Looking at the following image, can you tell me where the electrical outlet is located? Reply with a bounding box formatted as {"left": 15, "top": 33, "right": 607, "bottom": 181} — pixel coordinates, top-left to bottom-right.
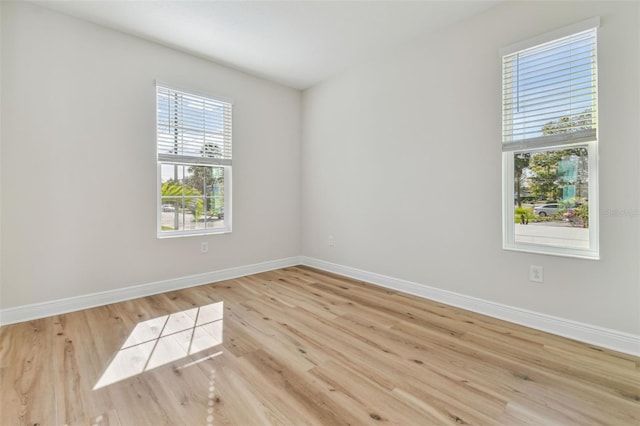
{"left": 328, "top": 235, "right": 335, "bottom": 247}
{"left": 201, "top": 242, "right": 208, "bottom": 253}
{"left": 529, "top": 265, "right": 543, "bottom": 283}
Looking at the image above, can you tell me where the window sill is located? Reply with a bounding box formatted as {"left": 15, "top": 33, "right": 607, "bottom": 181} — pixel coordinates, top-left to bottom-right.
{"left": 503, "top": 244, "right": 599, "bottom": 260}
{"left": 157, "top": 229, "right": 232, "bottom": 239}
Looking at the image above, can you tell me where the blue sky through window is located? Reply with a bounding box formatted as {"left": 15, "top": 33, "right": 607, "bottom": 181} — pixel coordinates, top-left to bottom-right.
{"left": 157, "top": 90, "right": 226, "bottom": 158}
{"left": 504, "top": 29, "right": 596, "bottom": 142}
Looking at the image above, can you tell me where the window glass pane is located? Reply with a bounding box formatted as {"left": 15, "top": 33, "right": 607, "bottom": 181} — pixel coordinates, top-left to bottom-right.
{"left": 513, "top": 147, "right": 589, "bottom": 250}
{"left": 159, "top": 164, "right": 226, "bottom": 234}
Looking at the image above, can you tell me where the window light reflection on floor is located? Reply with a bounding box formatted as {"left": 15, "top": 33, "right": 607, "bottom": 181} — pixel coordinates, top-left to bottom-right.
{"left": 93, "top": 301, "right": 223, "bottom": 390}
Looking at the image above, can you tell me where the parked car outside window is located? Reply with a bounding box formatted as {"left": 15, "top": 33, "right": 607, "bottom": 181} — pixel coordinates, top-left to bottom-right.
{"left": 533, "top": 204, "right": 560, "bottom": 216}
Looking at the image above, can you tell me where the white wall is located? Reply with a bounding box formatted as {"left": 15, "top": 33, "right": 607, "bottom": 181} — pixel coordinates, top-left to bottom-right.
{"left": 0, "top": 3, "right": 3, "bottom": 313}
{"left": 302, "top": 1, "right": 640, "bottom": 335}
{"left": 0, "top": 2, "right": 301, "bottom": 309}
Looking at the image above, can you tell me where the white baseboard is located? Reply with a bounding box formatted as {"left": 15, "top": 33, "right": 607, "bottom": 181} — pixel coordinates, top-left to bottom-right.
{"left": 0, "top": 256, "right": 301, "bottom": 326}
{"left": 3, "top": 255, "right": 638, "bottom": 356}
{"left": 300, "top": 256, "right": 640, "bottom": 356}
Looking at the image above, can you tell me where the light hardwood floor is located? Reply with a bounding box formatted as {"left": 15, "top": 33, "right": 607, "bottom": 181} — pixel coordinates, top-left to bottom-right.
{"left": 1, "top": 266, "right": 639, "bottom": 425}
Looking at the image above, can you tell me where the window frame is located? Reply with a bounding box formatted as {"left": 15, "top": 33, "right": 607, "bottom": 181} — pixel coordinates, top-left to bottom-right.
{"left": 155, "top": 82, "right": 233, "bottom": 238}
{"left": 501, "top": 18, "right": 600, "bottom": 259}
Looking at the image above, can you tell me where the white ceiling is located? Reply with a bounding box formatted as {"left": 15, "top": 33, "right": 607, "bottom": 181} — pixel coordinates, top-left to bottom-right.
{"left": 34, "top": 1, "right": 501, "bottom": 90}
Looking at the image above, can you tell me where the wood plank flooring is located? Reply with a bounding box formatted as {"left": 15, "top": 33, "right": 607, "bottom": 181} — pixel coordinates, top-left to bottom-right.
{"left": 1, "top": 266, "right": 639, "bottom": 425}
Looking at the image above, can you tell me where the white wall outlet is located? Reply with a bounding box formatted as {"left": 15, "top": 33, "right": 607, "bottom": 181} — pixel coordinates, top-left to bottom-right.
{"left": 529, "top": 265, "right": 544, "bottom": 283}
{"left": 328, "top": 235, "right": 335, "bottom": 247}
{"left": 201, "top": 241, "right": 208, "bottom": 253}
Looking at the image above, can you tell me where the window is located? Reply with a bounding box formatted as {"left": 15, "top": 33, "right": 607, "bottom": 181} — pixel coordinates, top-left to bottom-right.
{"left": 156, "top": 84, "right": 232, "bottom": 237}
{"left": 501, "top": 18, "right": 599, "bottom": 259}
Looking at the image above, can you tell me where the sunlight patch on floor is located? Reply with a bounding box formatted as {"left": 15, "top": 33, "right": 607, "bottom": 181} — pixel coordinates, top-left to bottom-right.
{"left": 93, "top": 302, "right": 223, "bottom": 390}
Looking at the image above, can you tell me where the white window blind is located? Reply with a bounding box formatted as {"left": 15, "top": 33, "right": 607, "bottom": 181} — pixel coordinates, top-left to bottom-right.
{"left": 502, "top": 24, "right": 598, "bottom": 152}
{"left": 157, "top": 84, "right": 232, "bottom": 166}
